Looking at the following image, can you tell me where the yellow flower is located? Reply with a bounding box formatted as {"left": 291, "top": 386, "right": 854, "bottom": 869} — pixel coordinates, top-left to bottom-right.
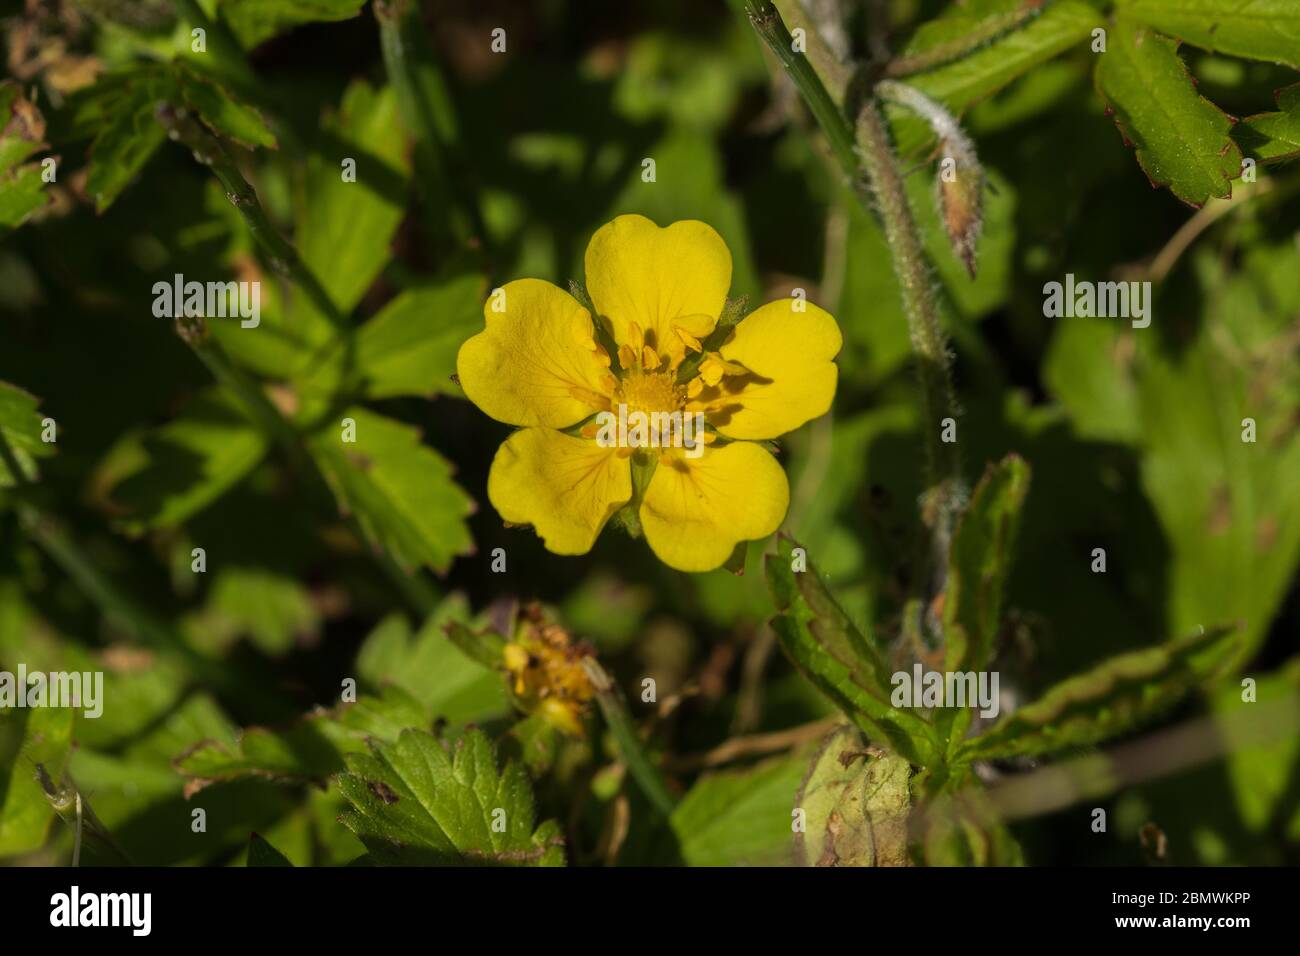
{"left": 456, "top": 214, "right": 841, "bottom": 572}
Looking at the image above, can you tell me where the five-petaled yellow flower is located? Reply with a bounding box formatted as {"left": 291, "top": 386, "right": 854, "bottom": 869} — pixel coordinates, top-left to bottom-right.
{"left": 456, "top": 214, "right": 841, "bottom": 572}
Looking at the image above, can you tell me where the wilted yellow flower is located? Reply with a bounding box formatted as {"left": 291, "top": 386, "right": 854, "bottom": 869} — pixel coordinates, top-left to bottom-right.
{"left": 457, "top": 214, "right": 841, "bottom": 572}
{"left": 502, "top": 619, "right": 595, "bottom": 737}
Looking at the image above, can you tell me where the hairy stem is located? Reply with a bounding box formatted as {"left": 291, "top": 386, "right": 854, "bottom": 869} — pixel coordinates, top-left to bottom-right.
{"left": 741, "top": 1, "right": 963, "bottom": 610}
{"left": 856, "top": 100, "right": 962, "bottom": 555}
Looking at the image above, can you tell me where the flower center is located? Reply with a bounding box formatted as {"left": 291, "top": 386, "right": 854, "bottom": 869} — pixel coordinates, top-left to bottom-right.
{"left": 615, "top": 368, "right": 684, "bottom": 419}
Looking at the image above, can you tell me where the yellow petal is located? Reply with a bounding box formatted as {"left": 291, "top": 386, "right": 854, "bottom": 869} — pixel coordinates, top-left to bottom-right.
{"left": 488, "top": 428, "right": 632, "bottom": 555}
{"left": 640, "top": 442, "right": 789, "bottom": 572}
{"left": 708, "top": 298, "right": 841, "bottom": 440}
{"left": 457, "top": 279, "right": 612, "bottom": 428}
{"left": 584, "top": 214, "right": 731, "bottom": 363}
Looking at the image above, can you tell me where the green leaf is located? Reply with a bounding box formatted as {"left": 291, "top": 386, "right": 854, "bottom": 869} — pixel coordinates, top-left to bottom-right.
{"left": 958, "top": 624, "right": 1238, "bottom": 761}
{"left": 1094, "top": 20, "right": 1242, "bottom": 207}
{"left": 174, "top": 685, "right": 429, "bottom": 790}
{"left": 354, "top": 274, "right": 486, "bottom": 399}
{"left": 1235, "top": 82, "right": 1300, "bottom": 163}
{"left": 1117, "top": 0, "right": 1300, "bottom": 70}
{"left": 944, "top": 454, "right": 1031, "bottom": 674}
{"left": 337, "top": 727, "right": 565, "bottom": 866}
{"left": 308, "top": 406, "right": 474, "bottom": 574}
{"left": 296, "top": 80, "right": 409, "bottom": 323}
{"left": 0, "top": 83, "right": 51, "bottom": 232}
{"left": 186, "top": 565, "right": 320, "bottom": 656}
{"left": 891, "top": 1, "right": 1099, "bottom": 154}
{"left": 173, "top": 64, "right": 276, "bottom": 150}
{"left": 102, "top": 389, "right": 268, "bottom": 532}
{"left": 766, "top": 537, "right": 938, "bottom": 765}
{"left": 793, "top": 724, "right": 911, "bottom": 866}
{"left": 81, "top": 64, "right": 274, "bottom": 212}
{"left": 1216, "top": 659, "right": 1300, "bottom": 840}
{"left": 668, "top": 751, "right": 808, "bottom": 865}
{"left": 247, "top": 832, "right": 294, "bottom": 866}
{"left": 0, "top": 707, "right": 74, "bottom": 855}
{"left": 0, "top": 381, "right": 54, "bottom": 486}
{"left": 220, "top": 0, "right": 368, "bottom": 48}
{"left": 84, "top": 91, "right": 165, "bottom": 212}
{"left": 355, "top": 602, "right": 508, "bottom": 724}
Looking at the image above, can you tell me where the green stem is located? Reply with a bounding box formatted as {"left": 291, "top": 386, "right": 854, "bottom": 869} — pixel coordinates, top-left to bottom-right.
{"left": 740, "top": 2, "right": 963, "bottom": 608}
{"left": 154, "top": 103, "right": 348, "bottom": 332}
{"left": 375, "top": 0, "right": 486, "bottom": 256}
{"left": 855, "top": 100, "right": 962, "bottom": 553}
{"left": 741, "top": 1, "right": 862, "bottom": 192}
{"left": 582, "top": 659, "right": 676, "bottom": 817}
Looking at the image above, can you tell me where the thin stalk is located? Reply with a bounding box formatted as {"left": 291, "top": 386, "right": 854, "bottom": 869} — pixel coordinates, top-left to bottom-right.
{"left": 856, "top": 100, "right": 962, "bottom": 550}
{"left": 582, "top": 659, "right": 676, "bottom": 818}
{"left": 154, "top": 103, "right": 348, "bottom": 332}
{"left": 742, "top": 0, "right": 862, "bottom": 190}
{"left": 38, "top": 766, "right": 132, "bottom": 866}
{"left": 741, "top": 1, "right": 963, "bottom": 606}
{"left": 375, "top": 0, "right": 487, "bottom": 255}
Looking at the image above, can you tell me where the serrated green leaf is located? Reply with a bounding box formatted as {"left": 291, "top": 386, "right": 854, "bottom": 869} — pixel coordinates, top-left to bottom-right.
{"left": 944, "top": 454, "right": 1031, "bottom": 674}
{"left": 308, "top": 406, "right": 474, "bottom": 574}
{"left": 1118, "top": 0, "right": 1300, "bottom": 70}
{"left": 1094, "top": 20, "right": 1242, "bottom": 207}
{"left": 173, "top": 685, "right": 430, "bottom": 790}
{"left": 0, "top": 380, "right": 54, "bottom": 485}
{"left": 667, "top": 751, "right": 808, "bottom": 866}
{"left": 354, "top": 274, "right": 486, "bottom": 399}
{"left": 958, "top": 623, "right": 1238, "bottom": 761}
{"left": 220, "top": 0, "right": 368, "bottom": 48}
{"left": 247, "top": 832, "right": 294, "bottom": 866}
{"left": 355, "top": 603, "right": 508, "bottom": 724}
{"left": 102, "top": 389, "right": 268, "bottom": 532}
{"left": 1235, "top": 82, "right": 1300, "bottom": 163}
{"left": 794, "top": 724, "right": 911, "bottom": 866}
{"left": 337, "top": 727, "right": 565, "bottom": 866}
{"left": 82, "top": 73, "right": 167, "bottom": 213}
{"left": 766, "top": 537, "right": 938, "bottom": 765}
{"left": 81, "top": 64, "right": 274, "bottom": 212}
